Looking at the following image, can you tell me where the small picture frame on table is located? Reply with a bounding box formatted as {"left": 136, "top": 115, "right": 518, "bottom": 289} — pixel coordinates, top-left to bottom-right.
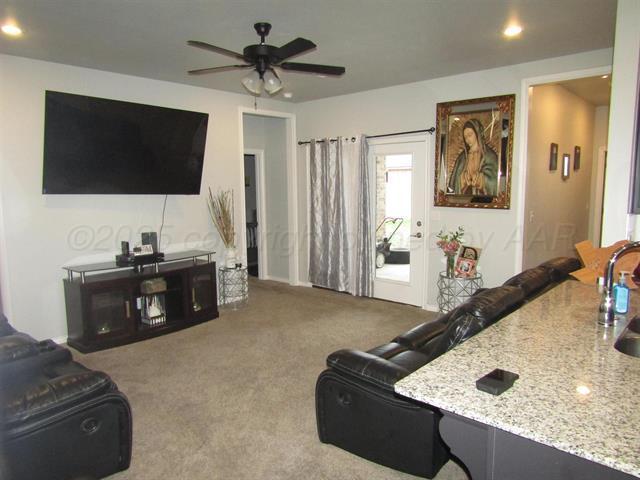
{"left": 549, "top": 143, "right": 558, "bottom": 171}
{"left": 455, "top": 246, "right": 482, "bottom": 278}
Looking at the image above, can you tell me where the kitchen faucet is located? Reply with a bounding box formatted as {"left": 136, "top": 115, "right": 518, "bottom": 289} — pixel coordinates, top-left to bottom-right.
{"left": 598, "top": 241, "right": 640, "bottom": 326}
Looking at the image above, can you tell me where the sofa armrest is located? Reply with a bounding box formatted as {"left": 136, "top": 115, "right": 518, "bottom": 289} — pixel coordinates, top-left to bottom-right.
{"left": 327, "top": 349, "right": 411, "bottom": 391}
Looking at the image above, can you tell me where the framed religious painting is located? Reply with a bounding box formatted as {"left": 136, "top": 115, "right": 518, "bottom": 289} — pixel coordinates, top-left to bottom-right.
{"left": 434, "top": 94, "right": 515, "bottom": 209}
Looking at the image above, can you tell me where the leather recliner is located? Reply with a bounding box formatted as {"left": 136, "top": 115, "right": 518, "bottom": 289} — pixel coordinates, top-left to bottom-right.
{"left": 0, "top": 315, "right": 132, "bottom": 480}
{"left": 315, "top": 257, "right": 580, "bottom": 478}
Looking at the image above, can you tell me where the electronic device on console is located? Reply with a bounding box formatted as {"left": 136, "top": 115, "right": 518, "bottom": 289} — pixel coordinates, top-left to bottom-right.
{"left": 116, "top": 232, "right": 164, "bottom": 270}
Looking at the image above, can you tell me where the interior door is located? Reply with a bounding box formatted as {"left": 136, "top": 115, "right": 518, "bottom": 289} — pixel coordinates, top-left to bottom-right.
{"left": 371, "top": 138, "right": 427, "bottom": 306}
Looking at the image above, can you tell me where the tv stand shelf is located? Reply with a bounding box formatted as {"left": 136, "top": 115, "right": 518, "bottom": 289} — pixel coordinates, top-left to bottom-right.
{"left": 63, "top": 250, "right": 218, "bottom": 353}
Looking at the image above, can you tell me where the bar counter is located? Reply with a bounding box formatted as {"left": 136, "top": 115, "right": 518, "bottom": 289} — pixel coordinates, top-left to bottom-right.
{"left": 395, "top": 280, "right": 640, "bottom": 478}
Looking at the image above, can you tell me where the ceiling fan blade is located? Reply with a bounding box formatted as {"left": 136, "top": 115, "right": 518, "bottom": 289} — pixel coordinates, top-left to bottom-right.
{"left": 280, "top": 62, "right": 345, "bottom": 76}
{"left": 188, "top": 65, "right": 254, "bottom": 75}
{"left": 274, "top": 38, "right": 316, "bottom": 61}
{"left": 187, "top": 40, "right": 246, "bottom": 61}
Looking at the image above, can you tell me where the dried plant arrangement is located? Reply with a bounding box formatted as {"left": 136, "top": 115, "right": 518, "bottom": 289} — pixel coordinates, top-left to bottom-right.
{"left": 207, "top": 188, "right": 235, "bottom": 248}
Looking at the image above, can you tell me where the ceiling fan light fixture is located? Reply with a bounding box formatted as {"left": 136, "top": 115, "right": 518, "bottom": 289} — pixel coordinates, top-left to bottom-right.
{"left": 241, "top": 70, "right": 262, "bottom": 95}
{"left": 263, "top": 69, "right": 283, "bottom": 94}
{"left": 188, "top": 23, "right": 345, "bottom": 97}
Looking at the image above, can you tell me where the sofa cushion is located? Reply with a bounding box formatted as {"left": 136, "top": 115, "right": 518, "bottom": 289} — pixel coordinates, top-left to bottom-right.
{"left": 392, "top": 317, "right": 450, "bottom": 349}
{"left": 503, "top": 266, "right": 552, "bottom": 297}
{"left": 421, "top": 287, "right": 523, "bottom": 363}
{"left": 367, "top": 342, "right": 408, "bottom": 359}
{"left": 1, "top": 361, "right": 114, "bottom": 427}
{"left": 387, "top": 350, "right": 431, "bottom": 373}
{"left": 463, "top": 286, "right": 525, "bottom": 325}
{"left": 423, "top": 310, "right": 482, "bottom": 362}
{"left": 0, "top": 334, "right": 39, "bottom": 363}
{"left": 539, "top": 257, "right": 581, "bottom": 281}
{"left": 1, "top": 340, "right": 72, "bottom": 382}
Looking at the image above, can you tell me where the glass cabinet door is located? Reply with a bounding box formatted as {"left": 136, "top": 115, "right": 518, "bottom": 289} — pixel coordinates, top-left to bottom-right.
{"left": 85, "top": 287, "right": 134, "bottom": 339}
{"left": 189, "top": 264, "right": 217, "bottom": 319}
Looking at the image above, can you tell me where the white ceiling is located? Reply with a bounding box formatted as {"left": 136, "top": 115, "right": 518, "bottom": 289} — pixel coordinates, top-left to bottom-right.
{"left": 0, "top": 0, "right": 617, "bottom": 102}
{"left": 555, "top": 76, "right": 612, "bottom": 106}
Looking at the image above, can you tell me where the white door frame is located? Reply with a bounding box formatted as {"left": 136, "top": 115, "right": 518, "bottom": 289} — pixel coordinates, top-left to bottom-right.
{"left": 516, "top": 65, "right": 612, "bottom": 272}
{"left": 238, "top": 107, "right": 299, "bottom": 285}
{"left": 369, "top": 134, "right": 429, "bottom": 308}
{"left": 591, "top": 146, "right": 608, "bottom": 247}
{"left": 244, "top": 149, "right": 267, "bottom": 280}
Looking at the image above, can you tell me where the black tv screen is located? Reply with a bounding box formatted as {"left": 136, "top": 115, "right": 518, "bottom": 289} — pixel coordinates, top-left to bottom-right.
{"left": 42, "top": 91, "right": 209, "bottom": 194}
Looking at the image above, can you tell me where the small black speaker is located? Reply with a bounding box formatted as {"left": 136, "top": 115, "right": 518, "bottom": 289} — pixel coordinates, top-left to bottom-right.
{"left": 141, "top": 232, "right": 158, "bottom": 253}
{"left": 121, "top": 241, "right": 129, "bottom": 255}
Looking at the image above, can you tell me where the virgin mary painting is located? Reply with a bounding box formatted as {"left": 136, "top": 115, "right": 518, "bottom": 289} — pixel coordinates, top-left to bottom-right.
{"left": 434, "top": 94, "right": 514, "bottom": 209}
{"left": 447, "top": 119, "right": 498, "bottom": 196}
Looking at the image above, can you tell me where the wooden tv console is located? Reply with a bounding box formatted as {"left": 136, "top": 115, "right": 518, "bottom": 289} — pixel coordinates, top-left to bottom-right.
{"left": 63, "top": 250, "right": 218, "bottom": 353}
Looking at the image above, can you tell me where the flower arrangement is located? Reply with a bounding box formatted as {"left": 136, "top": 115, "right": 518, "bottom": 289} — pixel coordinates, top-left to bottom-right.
{"left": 207, "top": 188, "right": 235, "bottom": 248}
{"left": 436, "top": 226, "right": 464, "bottom": 278}
{"left": 436, "top": 226, "right": 464, "bottom": 256}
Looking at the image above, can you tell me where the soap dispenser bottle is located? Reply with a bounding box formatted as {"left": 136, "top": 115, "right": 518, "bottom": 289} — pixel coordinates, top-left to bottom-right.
{"left": 614, "top": 271, "right": 630, "bottom": 315}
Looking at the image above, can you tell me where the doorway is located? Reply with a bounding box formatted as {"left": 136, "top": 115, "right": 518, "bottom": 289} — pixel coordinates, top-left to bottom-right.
{"left": 522, "top": 74, "right": 611, "bottom": 269}
{"left": 243, "top": 153, "right": 262, "bottom": 277}
{"left": 371, "top": 138, "right": 427, "bottom": 306}
{"left": 241, "top": 110, "right": 297, "bottom": 284}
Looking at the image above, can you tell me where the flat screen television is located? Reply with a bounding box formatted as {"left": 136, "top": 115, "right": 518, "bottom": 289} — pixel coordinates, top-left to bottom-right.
{"left": 42, "top": 91, "right": 209, "bottom": 194}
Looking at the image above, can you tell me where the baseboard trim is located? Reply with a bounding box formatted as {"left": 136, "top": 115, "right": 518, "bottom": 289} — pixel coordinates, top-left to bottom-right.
{"left": 263, "top": 275, "right": 290, "bottom": 284}
{"left": 297, "top": 281, "right": 313, "bottom": 288}
{"left": 424, "top": 304, "right": 439, "bottom": 313}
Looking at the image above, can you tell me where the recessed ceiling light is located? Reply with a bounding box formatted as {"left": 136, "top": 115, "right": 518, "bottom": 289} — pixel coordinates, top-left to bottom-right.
{"left": 283, "top": 92, "right": 293, "bottom": 99}
{"left": 1, "top": 23, "right": 23, "bottom": 37}
{"left": 503, "top": 24, "right": 523, "bottom": 38}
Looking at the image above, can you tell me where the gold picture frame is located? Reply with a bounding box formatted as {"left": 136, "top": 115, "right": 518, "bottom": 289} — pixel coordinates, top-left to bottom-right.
{"left": 434, "top": 94, "right": 515, "bottom": 209}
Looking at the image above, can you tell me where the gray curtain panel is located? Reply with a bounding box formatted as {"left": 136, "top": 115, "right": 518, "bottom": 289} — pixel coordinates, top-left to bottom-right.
{"left": 309, "top": 138, "right": 349, "bottom": 291}
{"left": 308, "top": 136, "right": 373, "bottom": 296}
{"left": 353, "top": 136, "right": 373, "bottom": 296}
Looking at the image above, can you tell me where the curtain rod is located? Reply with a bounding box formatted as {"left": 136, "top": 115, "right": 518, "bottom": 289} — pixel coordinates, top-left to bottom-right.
{"left": 297, "top": 127, "right": 435, "bottom": 145}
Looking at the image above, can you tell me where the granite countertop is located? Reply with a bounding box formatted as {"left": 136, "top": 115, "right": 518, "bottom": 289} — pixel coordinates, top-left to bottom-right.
{"left": 395, "top": 280, "right": 640, "bottom": 478}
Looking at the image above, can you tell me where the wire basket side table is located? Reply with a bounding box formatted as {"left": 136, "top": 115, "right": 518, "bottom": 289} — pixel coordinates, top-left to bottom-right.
{"left": 218, "top": 266, "right": 248, "bottom": 308}
{"left": 437, "top": 272, "right": 483, "bottom": 313}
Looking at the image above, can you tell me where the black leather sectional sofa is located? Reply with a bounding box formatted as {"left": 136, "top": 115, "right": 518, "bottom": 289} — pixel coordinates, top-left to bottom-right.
{"left": 315, "top": 257, "right": 581, "bottom": 478}
{"left": 0, "top": 315, "right": 132, "bottom": 480}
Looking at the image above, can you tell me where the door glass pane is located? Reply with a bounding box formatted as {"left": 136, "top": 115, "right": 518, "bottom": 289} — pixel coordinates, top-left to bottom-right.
{"left": 90, "top": 291, "right": 127, "bottom": 336}
{"left": 375, "top": 153, "right": 412, "bottom": 282}
{"left": 192, "top": 272, "right": 215, "bottom": 312}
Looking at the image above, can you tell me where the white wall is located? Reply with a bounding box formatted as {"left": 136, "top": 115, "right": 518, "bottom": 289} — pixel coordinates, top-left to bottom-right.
{"left": 602, "top": 0, "right": 640, "bottom": 243}
{"left": 0, "top": 54, "right": 293, "bottom": 340}
{"left": 295, "top": 49, "right": 613, "bottom": 307}
{"left": 242, "top": 114, "right": 290, "bottom": 281}
{"left": 523, "top": 84, "right": 594, "bottom": 269}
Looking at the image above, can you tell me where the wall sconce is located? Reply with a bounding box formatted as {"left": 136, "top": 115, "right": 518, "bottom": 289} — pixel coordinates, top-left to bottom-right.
{"left": 562, "top": 154, "right": 571, "bottom": 180}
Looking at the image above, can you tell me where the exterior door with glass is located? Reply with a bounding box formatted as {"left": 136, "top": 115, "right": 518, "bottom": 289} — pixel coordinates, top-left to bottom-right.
{"left": 371, "top": 138, "right": 427, "bottom": 306}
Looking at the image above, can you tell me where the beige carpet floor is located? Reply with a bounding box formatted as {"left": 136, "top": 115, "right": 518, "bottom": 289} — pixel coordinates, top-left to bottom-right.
{"left": 73, "top": 279, "right": 468, "bottom": 480}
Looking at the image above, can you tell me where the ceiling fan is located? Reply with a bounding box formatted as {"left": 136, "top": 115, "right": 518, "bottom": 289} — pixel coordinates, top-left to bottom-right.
{"left": 187, "top": 22, "right": 346, "bottom": 95}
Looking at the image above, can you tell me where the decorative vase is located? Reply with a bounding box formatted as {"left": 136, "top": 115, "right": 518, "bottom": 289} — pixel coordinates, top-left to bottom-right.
{"left": 225, "top": 246, "right": 238, "bottom": 268}
{"left": 446, "top": 253, "right": 456, "bottom": 278}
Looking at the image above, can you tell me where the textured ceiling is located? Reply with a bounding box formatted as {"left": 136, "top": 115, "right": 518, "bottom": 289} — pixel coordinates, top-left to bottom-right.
{"left": 0, "top": 0, "right": 617, "bottom": 102}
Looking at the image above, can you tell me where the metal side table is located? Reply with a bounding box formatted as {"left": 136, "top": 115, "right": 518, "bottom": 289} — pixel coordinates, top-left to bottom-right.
{"left": 437, "top": 272, "right": 483, "bottom": 313}
{"left": 218, "top": 266, "right": 248, "bottom": 309}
